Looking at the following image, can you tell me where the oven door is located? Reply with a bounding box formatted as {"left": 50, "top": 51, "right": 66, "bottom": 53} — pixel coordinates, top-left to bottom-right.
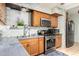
{"left": 45, "top": 37, "right": 55, "bottom": 51}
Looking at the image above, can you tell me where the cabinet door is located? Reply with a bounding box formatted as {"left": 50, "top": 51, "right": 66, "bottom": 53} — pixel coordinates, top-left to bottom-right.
{"left": 19, "top": 39, "right": 39, "bottom": 56}
{"left": 51, "top": 16, "right": 58, "bottom": 28}
{"left": 55, "top": 35, "right": 62, "bottom": 48}
{"left": 32, "top": 11, "right": 41, "bottom": 26}
{"left": 41, "top": 13, "right": 50, "bottom": 19}
{"left": 23, "top": 43, "right": 30, "bottom": 54}
{"left": 0, "top": 3, "right": 6, "bottom": 25}
{"left": 19, "top": 39, "right": 31, "bottom": 54}
{"left": 30, "top": 38, "right": 39, "bottom": 56}
{"left": 38, "top": 37, "right": 44, "bottom": 54}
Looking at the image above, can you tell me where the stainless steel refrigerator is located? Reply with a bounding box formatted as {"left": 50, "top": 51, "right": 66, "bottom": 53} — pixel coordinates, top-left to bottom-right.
{"left": 66, "top": 20, "right": 75, "bottom": 48}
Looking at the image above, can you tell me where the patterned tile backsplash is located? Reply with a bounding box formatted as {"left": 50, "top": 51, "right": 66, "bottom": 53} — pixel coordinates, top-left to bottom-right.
{"left": 0, "top": 26, "right": 49, "bottom": 37}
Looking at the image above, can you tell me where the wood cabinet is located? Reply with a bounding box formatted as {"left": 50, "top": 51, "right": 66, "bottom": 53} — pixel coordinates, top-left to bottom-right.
{"left": 32, "top": 10, "right": 58, "bottom": 28}
{"left": 50, "top": 15, "right": 58, "bottom": 28}
{"left": 29, "top": 38, "right": 38, "bottom": 56}
{"left": 55, "top": 34, "right": 62, "bottom": 48}
{"left": 19, "top": 37, "right": 44, "bottom": 56}
{"left": 40, "top": 13, "right": 50, "bottom": 19}
{"left": 19, "top": 38, "right": 38, "bottom": 56}
{"left": 32, "top": 10, "right": 50, "bottom": 27}
{"left": 38, "top": 37, "right": 44, "bottom": 54}
{"left": 19, "top": 39, "right": 31, "bottom": 54}
{"left": 32, "top": 11, "right": 41, "bottom": 26}
{"left": 0, "top": 3, "right": 6, "bottom": 25}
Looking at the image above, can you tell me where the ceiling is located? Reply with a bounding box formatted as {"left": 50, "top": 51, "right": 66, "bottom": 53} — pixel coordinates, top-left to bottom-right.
{"left": 27, "top": 3, "right": 79, "bottom": 10}
{"left": 33, "top": 3, "right": 60, "bottom": 9}
{"left": 68, "top": 5, "right": 79, "bottom": 16}
{"left": 15, "top": 3, "right": 79, "bottom": 14}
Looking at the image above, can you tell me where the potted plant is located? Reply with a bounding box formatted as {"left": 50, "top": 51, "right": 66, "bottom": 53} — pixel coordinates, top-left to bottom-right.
{"left": 17, "top": 19, "right": 24, "bottom": 29}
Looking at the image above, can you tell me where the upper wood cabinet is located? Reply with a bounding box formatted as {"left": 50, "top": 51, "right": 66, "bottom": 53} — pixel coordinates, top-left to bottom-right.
{"left": 32, "top": 10, "right": 59, "bottom": 28}
{"left": 40, "top": 13, "right": 50, "bottom": 19}
{"left": 0, "top": 3, "right": 6, "bottom": 25}
{"left": 50, "top": 15, "right": 58, "bottom": 28}
{"left": 32, "top": 10, "right": 50, "bottom": 27}
{"left": 32, "top": 11, "right": 41, "bottom": 27}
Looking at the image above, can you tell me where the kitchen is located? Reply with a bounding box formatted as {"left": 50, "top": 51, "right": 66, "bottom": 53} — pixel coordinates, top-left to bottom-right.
{"left": 0, "top": 3, "right": 66, "bottom": 56}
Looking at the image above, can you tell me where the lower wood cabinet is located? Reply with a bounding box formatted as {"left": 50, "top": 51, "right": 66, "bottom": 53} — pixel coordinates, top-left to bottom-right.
{"left": 38, "top": 37, "right": 44, "bottom": 54}
{"left": 19, "top": 35, "right": 62, "bottom": 55}
{"left": 19, "top": 39, "right": 31, "bottom": 54}
{"left": 22, "top": 43, "right": 30, "bottom": 54}
{"left": 32, "top": 10, "right": 50, "bottom": 27}
{"left": 29, "top": 38, "right": 38, "bottom": 56}
{"left": 19, "top": 37, "right": 44, "bottom": 56}
{"left": 55, "top": 34, "right": 62, "bottom": 48}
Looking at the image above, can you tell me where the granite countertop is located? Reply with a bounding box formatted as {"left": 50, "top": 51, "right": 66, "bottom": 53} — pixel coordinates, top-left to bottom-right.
{"left": 0, "top": 37, "right": 29, "bottom": 56}
{"left": 18, "top": 35, "right": 44, "bottom": 40}
{"left": 0, "top": 43, "right": 29, "bottom": 56}
{"left": 18, "top": 33, "right": 62, "bottom": 40}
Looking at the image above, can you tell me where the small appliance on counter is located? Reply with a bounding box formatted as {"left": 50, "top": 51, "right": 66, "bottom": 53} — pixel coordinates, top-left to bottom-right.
{"left": 37, "top": 30, "right": 48, "bottom": 35}
{"left": 47, "top": 29, "right": 60, "bottom": 35}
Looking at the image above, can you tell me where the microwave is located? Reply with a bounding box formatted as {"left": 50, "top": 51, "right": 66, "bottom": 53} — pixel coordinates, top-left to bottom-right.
{"left": 41, "top": 18, "right": 51, "bottom": 27}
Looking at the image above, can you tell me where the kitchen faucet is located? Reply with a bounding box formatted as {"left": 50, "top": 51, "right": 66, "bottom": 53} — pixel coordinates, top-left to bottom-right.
{"left": 23, "top": 25, "right": 30, "bottom": 37}
{"left": 23, "top": 25, "right": 26, "bottom": 36}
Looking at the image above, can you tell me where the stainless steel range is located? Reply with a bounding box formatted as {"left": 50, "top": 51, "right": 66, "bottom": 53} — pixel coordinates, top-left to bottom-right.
{"left": 45, "top": 35, "right": 55, "bottom": 51}
{"left": 37, "top": 29, "right": 59, "bottom": 54}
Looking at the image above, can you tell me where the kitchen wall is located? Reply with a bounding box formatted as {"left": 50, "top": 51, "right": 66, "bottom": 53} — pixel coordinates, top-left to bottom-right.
{"left": 0, "top": 25, "right": 23, "bottom": 37}
{"left": 1, "top": 7, "right": 49, "bottom": 37}
{"left": 0, "top": 25, "right": 49, "bottom": 37}
{"left": 6, "top": 7, "right": 30, "bottom": 26}
{"left": 1, "top": 7, "right": 31, "bottom": 37}
{"left": 58, "top": 10, "right": 66, "bottom": 48}
{"left": 27, "top": 27, "right": 49, "bottom": 36}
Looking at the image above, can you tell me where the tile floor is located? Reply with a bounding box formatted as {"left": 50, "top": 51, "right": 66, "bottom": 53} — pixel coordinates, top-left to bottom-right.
{"left": 56, "top": 42, "right": 79, "bottom": 56}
